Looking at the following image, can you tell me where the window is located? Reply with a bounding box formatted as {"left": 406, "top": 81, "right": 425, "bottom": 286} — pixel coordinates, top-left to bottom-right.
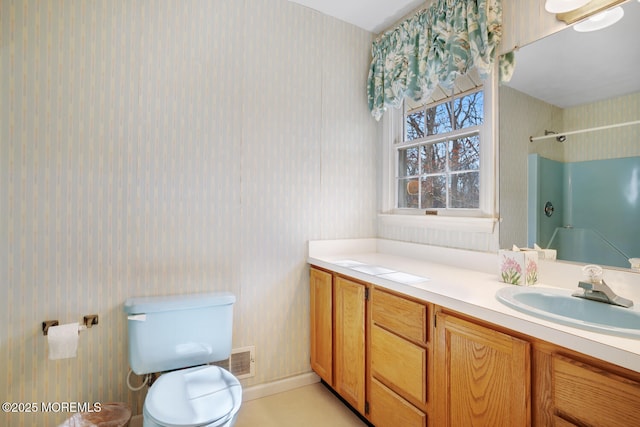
{"left": 381, "top": 69, "right": 497, "bottom": 227}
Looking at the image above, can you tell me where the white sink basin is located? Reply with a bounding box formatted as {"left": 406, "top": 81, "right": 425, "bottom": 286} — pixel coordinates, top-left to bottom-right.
{"left": 496, "top": 286, "right": 640, "bottom": 338}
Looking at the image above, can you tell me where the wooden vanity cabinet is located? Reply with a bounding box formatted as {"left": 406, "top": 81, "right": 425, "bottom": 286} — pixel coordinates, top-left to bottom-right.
{"left": 434, "top": 310, "right": 531, "bottom": 427}
{"left": 533, "top": 344, "right": 640, "bottom": 426}
{"left": 369, "top": 288, "right": 430, "bottom": 427}
{"left": 309, "top": 267, "right": 333, "bottom": 385}
{"left": 434, "top": 310, "right": 640, "bottom": 427}
{"left": 333, "top": 275, "right": 367, "bottom": 414}
{"left": 309, "top": 267, "right": 367, "bottom": 415}
{"left": 310, "top": 265, "right": 640, "bottom": 427}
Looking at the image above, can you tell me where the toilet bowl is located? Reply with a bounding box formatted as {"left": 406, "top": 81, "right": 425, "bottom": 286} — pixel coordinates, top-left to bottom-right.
{"left": 124, "top": 292, "right": 242, "bottom": 427}
{"left": 143, "top": 366, "right": 242, "bottom": 427}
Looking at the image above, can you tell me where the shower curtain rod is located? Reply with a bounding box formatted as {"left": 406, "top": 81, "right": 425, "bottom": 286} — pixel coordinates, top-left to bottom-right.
{"left": 529, "top": 119, "right": 640, "bottom": 142}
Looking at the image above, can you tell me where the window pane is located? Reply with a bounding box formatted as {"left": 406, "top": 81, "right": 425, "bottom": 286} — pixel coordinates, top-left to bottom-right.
{"left": 405, "top": 110, "right": 425, "bottom": 141}
{"left": 397, "top": 78, "right": 485, "bottom": 212}
{"left": 398, "top": 179, "right": 419, "bottom": 208}
{"left": 425, "top": 102, "right": 452, "bottom": 135}
{"left": 449, "top": 172, "right": 479, "bottom": 208}
{"left": 449, "top": 135, "right": 479, "bottom": 172}
{"left": 399, "top": 147, "right": 420, "bottom": 177}
{"left": 421, "top": 176, "right": 446, "bottom": 209}
{"left": 454, "top": 91, "right": 483, "bottom": 129}
{"left": 421, "top": 142, "right": 447, "bottom": 174}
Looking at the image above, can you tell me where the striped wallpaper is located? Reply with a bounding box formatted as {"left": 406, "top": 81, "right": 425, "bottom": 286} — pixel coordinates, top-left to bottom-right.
{"left": 563, "top": 92, "right": 640, "bottom": 162}
{"left": 499, "top": 86, "right": 563, "bottom": 248}
{"left": 498, "top": 0, "right": 564, "bottom": 54}
{"left": 1, "top": 1, "right": 377, "bottom": 425}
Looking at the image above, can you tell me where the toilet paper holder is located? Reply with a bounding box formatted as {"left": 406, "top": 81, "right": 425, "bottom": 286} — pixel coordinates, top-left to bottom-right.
{"left": 42, "top": 314, "right": 99, "bottom": 336}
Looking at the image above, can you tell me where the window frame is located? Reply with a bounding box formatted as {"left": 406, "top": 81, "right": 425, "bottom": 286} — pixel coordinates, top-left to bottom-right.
{"left": 379, "top": 70, "right": 498, "bottom": 232}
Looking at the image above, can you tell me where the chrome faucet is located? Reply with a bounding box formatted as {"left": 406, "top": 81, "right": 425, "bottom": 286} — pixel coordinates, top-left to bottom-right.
{"left": 572, "top": 265, "right": 633, "bottom": 308}
{"left": 573, "top": 280, "right": 634, "bottom": 308}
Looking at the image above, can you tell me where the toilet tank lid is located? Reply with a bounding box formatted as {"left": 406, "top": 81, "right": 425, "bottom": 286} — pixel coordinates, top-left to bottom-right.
{"left": 124, "top": 292, "right": 235, "bottom": 314}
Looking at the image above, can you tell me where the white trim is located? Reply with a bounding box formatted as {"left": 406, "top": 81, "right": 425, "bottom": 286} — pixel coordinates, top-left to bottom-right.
{"left": 380, "top": 106, "right": 402, "bottom": 213}
{"left": 241, "top": 372, "right": 321, "bottom": 402}
{"left": 378, "top": 213, "right": 497, "bottom": 233}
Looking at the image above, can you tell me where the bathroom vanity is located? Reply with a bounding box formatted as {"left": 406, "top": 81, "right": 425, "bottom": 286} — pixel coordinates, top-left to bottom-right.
{"left": 308, "top": 239, "right": 640, "bottom": 426}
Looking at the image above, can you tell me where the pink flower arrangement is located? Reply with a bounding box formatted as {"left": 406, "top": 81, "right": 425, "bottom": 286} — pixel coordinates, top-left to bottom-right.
{"left": 525, "top": 259, "right": 538, "bottom": 284}
{"left": 500, "top": 256, "right": 522, "bottom": 284}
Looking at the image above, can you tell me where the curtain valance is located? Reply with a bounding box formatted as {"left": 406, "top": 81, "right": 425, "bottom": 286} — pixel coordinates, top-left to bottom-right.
{"left": 367, "top": 0, "right": 503, "bottom": 121}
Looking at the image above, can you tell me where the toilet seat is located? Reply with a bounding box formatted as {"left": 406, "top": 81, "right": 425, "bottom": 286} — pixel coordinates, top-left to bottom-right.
{"left": 144, "top": 365, "right": 242, "bottom": 427}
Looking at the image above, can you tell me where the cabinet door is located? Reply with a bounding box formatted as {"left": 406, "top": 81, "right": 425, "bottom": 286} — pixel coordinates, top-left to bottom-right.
{"left": 334, "top": 276, "right": 366, "bottom": 414}
{"left": 310, "top": 268, "right": 333, "bottom": 385}
{"left": 435, "top": 312, "right": 531, "bottom": 427}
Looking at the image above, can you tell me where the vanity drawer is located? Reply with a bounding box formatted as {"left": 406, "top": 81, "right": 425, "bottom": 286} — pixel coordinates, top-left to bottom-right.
{"left": 370, "top": 377, "right": 426, "bottom": 427}
{"left": 552, "top": 354, "right": 640, "bottom": 426}
{"left": 372, "top": 288, "right": 429, "bottom": 344}
{"left": 371, "top": 323, "right": 427, "bottom": 406}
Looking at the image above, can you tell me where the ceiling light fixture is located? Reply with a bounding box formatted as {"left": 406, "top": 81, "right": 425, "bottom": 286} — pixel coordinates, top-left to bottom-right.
{"left": 555, "top": 0, "right": 627, "bottom": 25}
{"left": 573, "top": 6, "right": 624, "bottom": 32}
{"left": 545, "top": 0, "right": 590, "bottom": 13}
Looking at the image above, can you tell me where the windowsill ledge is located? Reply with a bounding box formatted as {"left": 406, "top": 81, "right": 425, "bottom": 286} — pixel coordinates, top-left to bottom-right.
{"left": 378, "top": 213, "right": 498, "bottom": 233}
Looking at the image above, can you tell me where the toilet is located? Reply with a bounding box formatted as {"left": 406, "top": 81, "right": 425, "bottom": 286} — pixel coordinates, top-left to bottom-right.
{"left": 124, "top": 292, "right": 242, "bottom": 427}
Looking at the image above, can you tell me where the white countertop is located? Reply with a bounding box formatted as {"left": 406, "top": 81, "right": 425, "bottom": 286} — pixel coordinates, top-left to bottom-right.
{"left": 308, "top": 238, "right": 640, "bottom": 373}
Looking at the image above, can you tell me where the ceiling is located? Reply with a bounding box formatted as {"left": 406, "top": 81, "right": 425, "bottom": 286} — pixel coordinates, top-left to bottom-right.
{"left": 287, "top": 0, "right": 424, "bottom": 33}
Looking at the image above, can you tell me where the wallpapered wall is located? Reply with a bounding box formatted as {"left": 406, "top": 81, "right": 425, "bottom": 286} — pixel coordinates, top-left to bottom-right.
{"left": 564, "top": 92, "right": 640, "bottom": 162}
{"left": 499, "top": 86, "right": 562, "bottom": 247}
{"left": 0, "top": 0, "right": 377, "bottom": 425}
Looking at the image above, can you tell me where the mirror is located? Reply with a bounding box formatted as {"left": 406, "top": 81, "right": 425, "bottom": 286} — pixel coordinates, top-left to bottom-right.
{"left": 499, "top": 0, "right": 640, "bottom": 270}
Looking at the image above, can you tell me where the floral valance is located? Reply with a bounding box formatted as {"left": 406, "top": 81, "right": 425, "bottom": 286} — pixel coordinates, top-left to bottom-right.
{"left": 367, "top": 0, "right": 504, "bottom": 121}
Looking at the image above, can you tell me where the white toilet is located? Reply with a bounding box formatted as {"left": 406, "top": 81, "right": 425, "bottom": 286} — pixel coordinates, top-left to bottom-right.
{"left": 124, "top": 292, "right": 242, "bottom": 427}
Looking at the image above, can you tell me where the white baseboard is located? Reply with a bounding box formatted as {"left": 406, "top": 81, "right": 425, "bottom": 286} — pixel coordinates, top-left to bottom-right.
{"left": 242, "top": 371, "right": 321, "bottom": 402}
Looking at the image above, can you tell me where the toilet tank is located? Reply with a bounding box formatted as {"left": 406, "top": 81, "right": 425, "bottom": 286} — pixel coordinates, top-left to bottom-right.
{"left": 124, "top": 292, "right": 235, "bottom": 375}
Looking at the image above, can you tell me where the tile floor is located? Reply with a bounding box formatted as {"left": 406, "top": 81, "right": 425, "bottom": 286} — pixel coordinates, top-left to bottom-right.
{"left": 235, "top": 382, "right": 369, "bottom": 427}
